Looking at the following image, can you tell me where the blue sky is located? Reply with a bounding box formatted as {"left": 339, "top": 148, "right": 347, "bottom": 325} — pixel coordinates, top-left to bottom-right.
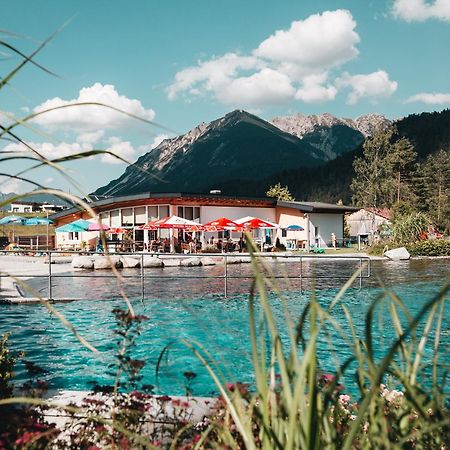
{"left": 1, "top": 0, "right": 449, "bottom": 195}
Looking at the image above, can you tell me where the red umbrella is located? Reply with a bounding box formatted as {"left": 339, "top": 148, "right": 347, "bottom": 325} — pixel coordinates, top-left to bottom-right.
{"left": 203, "top": 217, "right": 239, "bottom": 229}
{"left": 140, "top": 215, "right": 202, "bottom": 230}
{"left": 235, "top": 217, "right": 278, "bottom": 229}
{"left": 108, "top": 227, "right": 125, "bottom": 234}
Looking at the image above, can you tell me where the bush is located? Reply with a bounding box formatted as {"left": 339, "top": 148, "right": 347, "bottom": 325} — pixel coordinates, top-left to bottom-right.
{"left": 367, "top": 243, "right": 389, "bottom": 256}
{"left": 393, "top": 212, "right": 431, "bottom": 244}
{"left": 407, "top": 239, "right": 450, "bottom": 256}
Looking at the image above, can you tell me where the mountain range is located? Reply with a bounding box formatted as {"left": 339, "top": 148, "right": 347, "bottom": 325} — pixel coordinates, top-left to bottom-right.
{"left": 95, "top": 108, "right": 450, "bottom": 203}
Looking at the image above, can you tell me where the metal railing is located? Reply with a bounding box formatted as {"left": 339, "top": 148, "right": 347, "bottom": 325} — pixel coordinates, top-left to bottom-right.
{"left": 0, "top": 250, "right": 371, "bottom": 301}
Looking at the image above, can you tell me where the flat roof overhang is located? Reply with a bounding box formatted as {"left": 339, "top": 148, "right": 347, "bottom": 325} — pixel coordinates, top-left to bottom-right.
{"left": 277, "top": 200, "right": 359, "bottom": 214}
{"left": 50, "top": 192, "right": 276, "bottom": 221}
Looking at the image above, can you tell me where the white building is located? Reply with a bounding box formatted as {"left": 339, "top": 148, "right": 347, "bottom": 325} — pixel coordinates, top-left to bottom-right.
{"left": 346, "top": 208, "right": 392, "bottom": 238}
{"left": 50, "top": 193, "right": 358, "bottom": 251}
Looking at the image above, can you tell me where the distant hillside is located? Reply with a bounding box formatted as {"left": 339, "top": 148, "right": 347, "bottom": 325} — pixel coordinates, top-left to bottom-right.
{"left": 96, "top": 110, "right": 387, "bottom": 197}
{"left": 216, "top": 109, "right": 450, "bottom": 203}
{"left": 0, "top": 190, "right": 73, "bottom": 210}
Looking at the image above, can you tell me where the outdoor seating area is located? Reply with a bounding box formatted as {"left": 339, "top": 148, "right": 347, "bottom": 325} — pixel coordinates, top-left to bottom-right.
{"left": 54, "top": 215, "right": 283, "bottom": 254}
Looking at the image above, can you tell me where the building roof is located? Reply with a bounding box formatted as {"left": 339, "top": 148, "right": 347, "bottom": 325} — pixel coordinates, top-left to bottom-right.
{"left": 49, "top": 192, "right": 276, "bottom": 220}
{"left": 365, "top": 207, "right": 392, "bottom": 220}
{"left": 277, "top": 200, "right": 359, "bottom": 213}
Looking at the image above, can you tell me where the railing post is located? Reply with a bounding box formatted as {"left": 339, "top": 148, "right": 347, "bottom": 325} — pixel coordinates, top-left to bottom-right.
{"left": 300, "top": 255, "right": 303, "bottom": 293}
{"left": 359, "top": 257, "right": 362, "bottom": 289}
{"left": 224, "top": 254, "right": 228, "bottom": 298}
{"left": 140, "top": 253, "right": 145, "bottom": 301}
{"left": 48, "top": 251, "right": 52, "bottom": 300}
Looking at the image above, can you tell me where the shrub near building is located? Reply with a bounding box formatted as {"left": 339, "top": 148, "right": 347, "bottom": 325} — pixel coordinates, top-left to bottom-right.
{"left": 407, "top": 239, "right": 450, "bottom": 257}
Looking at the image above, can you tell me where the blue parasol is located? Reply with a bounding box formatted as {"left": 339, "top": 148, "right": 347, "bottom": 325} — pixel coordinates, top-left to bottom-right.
{"left": 286, "top": 224, "right": 304, "bottom": 231}
{"left": 24, "top": 217, "right": 54, "bottom": 226}
{"left": 0, "top": 215, "right": 26, "bottom": 225}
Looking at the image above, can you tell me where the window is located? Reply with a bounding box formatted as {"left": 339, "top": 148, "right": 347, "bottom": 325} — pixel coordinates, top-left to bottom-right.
{"left": 12, "top": 207, "right": 19, "bottom": 213}
{"left": 282, "top": 228, "right": 287, "bottom": 237}
{"left": 68, "top": 232, "right": 80, "bottom": 240}
{"left": 148, "top": 206, "right": 158, "bottom": 221}
{"left": 110, "top": 210, "right": 120, "bottom": 227}
{"left": 121, "top": 208, "right": 133, "bottom": 226}
{"left": 24, "top": 207, "right": 31, "bottom": 213}
{"left": 134, "top": 207, "right": 146, "bottom": 224}
{"left": 158, "top": 205, "right": 169, "bottom": 218}
{"left": 177, "top": 206, "right": 200, "bottom": 221}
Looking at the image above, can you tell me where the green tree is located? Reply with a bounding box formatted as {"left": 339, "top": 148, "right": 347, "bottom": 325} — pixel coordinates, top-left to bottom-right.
{"left": 266, "top": 182, "right": 294, "bottom": 201}
{"left": 388, "top": 137, "right": 417, "bottom": 204}
{"left": 417, "top": 149, "right": 450, "bottom": 229}
{"left": 351, "top": 127, "right": 395, "bottom": 208}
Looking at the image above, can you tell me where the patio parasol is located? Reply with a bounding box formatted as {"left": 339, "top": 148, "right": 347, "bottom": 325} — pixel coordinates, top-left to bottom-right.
{"left": 235, "top": 216, "right": 278, "bottom": 251}
{"left": 140, "top": 215, "right": 201, "bottom": 229}
{"left": 55, "top": 219, "right": 91, "bottom": 233}
{"left": 87, "top": 222, "right": 110, "bottom": 231}
{"left": 24, "top": 217, "right": 54, "bottom": 250}
{"left": 0, "top": 215, "right": 27, "bottom": 243}
{"left": 286, "top": 224, "right": 304, "bottom": 231}
{"left": 140, "top": 216, "right": 202, "bottom": 252}
{"left": 285, "top": 224, "right": 305, "bottom": 250}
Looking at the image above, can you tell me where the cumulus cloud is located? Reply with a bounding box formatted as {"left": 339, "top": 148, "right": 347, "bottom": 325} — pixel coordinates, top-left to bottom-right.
{"left": 392, "top": 0, "right": 450, "bottom": 22}
{"left": 216, "top": 68, "right": 296, "bottom": 107}
{"left": 166, "top": 10, "right": 364, "bottom": 107}
{"left": 0, "top": 176, "right": 28, "bottom": 194}
{"left": 295, "top": 73, "right": 337, "bottom": 103}
{"left": 32, "top": 83, "right": 156, "bottom": 131}
{"left": 336, "top": 70, "right": 398, "bottom": 104}
{"left": 255, "top": 10, "right": 359, "bottom": 70}
{"left": 406, "top": 92, "right": 450, "bottom": 104}
{"left": 101, "top": 137, "right": 137, "bottom": 164}
{"left": 166, "top": 53, "right": 261, "bottom": 101}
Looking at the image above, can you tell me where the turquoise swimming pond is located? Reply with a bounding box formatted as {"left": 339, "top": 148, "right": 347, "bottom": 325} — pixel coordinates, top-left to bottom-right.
{"left": 1, "top": 259, "right": 448, "bottom": 397}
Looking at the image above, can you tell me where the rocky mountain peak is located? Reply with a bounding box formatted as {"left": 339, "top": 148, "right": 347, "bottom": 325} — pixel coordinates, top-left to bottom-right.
{"left": 270, "top": 112, "right": 390, "bottom": 138}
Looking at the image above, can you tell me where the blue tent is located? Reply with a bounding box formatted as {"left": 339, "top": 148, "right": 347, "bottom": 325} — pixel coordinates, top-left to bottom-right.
{"left": 24, "top": 217, "right": 54, "bottom": 226}
{"left": 0, "top": 215, "right": 26, "bottom": 225}
{"left": 55, "top": 219, "right": 90, "bottom": 233}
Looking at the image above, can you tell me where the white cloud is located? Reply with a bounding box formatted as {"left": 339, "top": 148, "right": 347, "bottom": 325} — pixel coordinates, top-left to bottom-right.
{"left": 76, "top": 130, "right": 105, "bottom": 146}
{"left": 166, "top": 10, "right": 361, "bottom": 108}
{"left": 406, "top": 92, "right": 450, "bottom": 104}
{"left": 336, "top": 70, "right": 398, "bottom": 104}
{"left": 0, "top": 176, "right": 28, "bottom": 194}
{"left": 255, "top": 10, "right": 359, "bottom": 70}
{"left": 216, "top": 68, "right": 296, "bottom": 107}
{"left": 392, "top": 0, "right": 450, "bottom": 22}
{"left": 44, "top": 177, "right": 54, "bottom": 184}
{"left": 295, "top": 73, "right": 337, "bottom": 103}
{"left": 101, "top": 137, "right": 137, "bottom": 164}
{"left": 32, "top": 83, "right": 156, "bottom": 132}
{"left": 166, "top": 53, "right": 261, "bottom": 101}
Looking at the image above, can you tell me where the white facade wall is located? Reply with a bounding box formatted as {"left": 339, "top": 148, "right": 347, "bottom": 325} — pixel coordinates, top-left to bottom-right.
{"left": 309, "top": 213, "right": 343, "bottom": 247}
{"left": 9, "top": 203, "right": 33, "bottom": 213}
{"left": 346, "top": 209, "right": 390, "bottom": 236}
{"left": 200, "top": 206, "right": 275, "bottom": 223}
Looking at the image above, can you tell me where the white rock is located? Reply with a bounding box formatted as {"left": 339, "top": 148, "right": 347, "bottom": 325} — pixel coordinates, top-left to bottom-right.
{"left": 200, "top": 256, "right": 217, "bottom": 266}
{"left": 142, "top": 256, "right": 164, "bottom": 268}
{"left": 71, "top": 256, "right": 94, "bottom": 269}
{"left": 239, "top": 256, "right": 252, "bottom": 263}
{"left": 225, "top": 256, "right": 241, "bottom": 264}
{"left": 120, "top": 256, "right": 140, "bottom": 268}
{"left": 94, "top": 256, "right": 122, "bottom": 269}
{"left": 384, "top": 247, "right": 410, "bottom": 261}
{"left": 180, "top": 257, "right": 202, "bottom": 267}
{"left": 161, "top": 258, "right": 181, "bottom": 267}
